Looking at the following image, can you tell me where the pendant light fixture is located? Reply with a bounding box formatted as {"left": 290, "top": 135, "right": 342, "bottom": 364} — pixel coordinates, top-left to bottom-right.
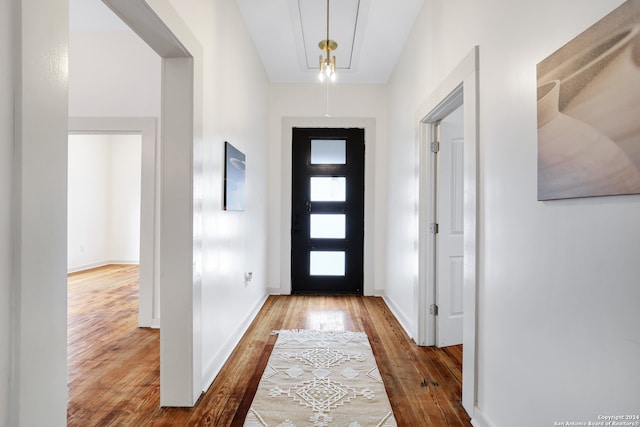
{"left": 318, "top": 0, "right": 337, "bottom": 82}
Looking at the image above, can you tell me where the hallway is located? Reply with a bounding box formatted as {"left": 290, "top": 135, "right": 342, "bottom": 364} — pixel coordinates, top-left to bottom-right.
{"left": 67, "top": 265, "right": 470, "bottom": 426}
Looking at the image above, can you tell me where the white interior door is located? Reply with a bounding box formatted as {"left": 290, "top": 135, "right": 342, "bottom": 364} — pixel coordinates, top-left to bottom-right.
{"left": 436, "top": 104, "right": 464, "bottom": 347}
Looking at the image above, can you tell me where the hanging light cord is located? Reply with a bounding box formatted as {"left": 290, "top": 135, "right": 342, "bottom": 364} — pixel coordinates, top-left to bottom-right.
{"left": 325, "top": 0, "right": 332, "bottom": 116}
{"left": 318, "top": 0, "right": 336, "bottom": 85}
{"left": 326, "top": 0, "right": 330, "bottom": 55}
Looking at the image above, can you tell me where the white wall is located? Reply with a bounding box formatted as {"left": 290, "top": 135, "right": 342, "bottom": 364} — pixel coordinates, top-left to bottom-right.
{"left": 67, "top": 134, "right": 141, "bottom": 272}
{"left": 0, "top": 1, "right": 13, "bottom": 425}
{"left": 68, "top": 135, "right": 109, "bottom": 270}
{"left": 386, "top": 0, "right": 640, "bottom": 425}
{"left": 108, "top": 135, "right": 142, "bottom": 262}
{"left": 69, "top": 30, "right": 161, "bottom": 117}
{"left": 268, "top": 83, "right": 389, "bottom": 295}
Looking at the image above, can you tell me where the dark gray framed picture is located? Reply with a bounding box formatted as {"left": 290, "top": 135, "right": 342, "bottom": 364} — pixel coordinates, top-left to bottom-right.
{"left": 224, "top": 141, "right": 245, "bottom": 211}
{"left": 537, "top": 0, "right": 640, "bottom": 200}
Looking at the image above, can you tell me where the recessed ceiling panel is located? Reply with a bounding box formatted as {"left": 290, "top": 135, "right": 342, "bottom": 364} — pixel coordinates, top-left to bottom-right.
{"left": 234, "top": 0, "right": 424, "bottom": 83}
{"left": 298, "top": 0, "right": 359, "bottom": 70}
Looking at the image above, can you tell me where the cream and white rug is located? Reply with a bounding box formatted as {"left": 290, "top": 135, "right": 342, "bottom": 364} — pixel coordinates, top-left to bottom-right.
{"left": 244, "top": 330, "right": 397, "bottom": 427}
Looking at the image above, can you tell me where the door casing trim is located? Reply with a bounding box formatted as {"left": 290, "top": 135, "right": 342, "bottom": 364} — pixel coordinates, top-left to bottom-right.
{"left": 416, "top": 46, "right": 479, "bottom": 416}
{"left": 279, "top": 117, "right": 376, "bottom": 296}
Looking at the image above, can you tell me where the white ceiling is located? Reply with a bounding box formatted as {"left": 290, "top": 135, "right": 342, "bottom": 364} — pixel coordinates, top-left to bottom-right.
{"left": 70, "top": 0, "right": 424, "bottom": 84}
{"left": 236, "top": 0, "right": 423, "bottom": 84}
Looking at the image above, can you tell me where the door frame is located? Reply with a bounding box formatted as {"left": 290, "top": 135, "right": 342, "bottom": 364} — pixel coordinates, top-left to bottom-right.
{"left": 68, "top": 117, "right": 159, "bottom": 328}
{"left": 279, "top": 117, "right": 377, "bottom": 296}
{"left": 417, "top": 46, "right": 479, "bottom": 416}
{"left": 103, "top": 0, "right": 203, "bottom": 406}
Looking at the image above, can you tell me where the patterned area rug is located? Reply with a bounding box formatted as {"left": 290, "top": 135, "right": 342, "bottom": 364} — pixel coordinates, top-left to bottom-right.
{"left": 244, "top": 330, "right": 397, "bottom": 427}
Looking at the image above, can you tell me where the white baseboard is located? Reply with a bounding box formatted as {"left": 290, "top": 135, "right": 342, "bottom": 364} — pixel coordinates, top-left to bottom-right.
{"left": 200, "top": 294, "right": 269, "bottom": 392}
{"left": 67, "top": 260, "right": 139, "bottom": 274}
{"left": 150, "top": 317, "right": 160, "bottom": 329}
{"left": 381, "top": 295, "right": 415, "bottom": 339}
{"left": 472, "top": 407, "right": 496, "bottom": 427}
{"left": 67, "top": 261, "right": 109, "bottom": 274}
{"left": 107, "top": 260, "right": 139, "bottom": 265}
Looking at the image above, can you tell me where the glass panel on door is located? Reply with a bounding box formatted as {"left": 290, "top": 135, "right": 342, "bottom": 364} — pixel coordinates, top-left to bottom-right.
{"left": 310, "top": 214, "right": 346, "bottom": 239}
{"left": 310, "top": 251, "right": 346, "bottom": 276}
{"left": 311, "top": 139, "right": 346, "bottom": 164}
{"left": 310, "top": 177, "right": 346, "bottom": 201}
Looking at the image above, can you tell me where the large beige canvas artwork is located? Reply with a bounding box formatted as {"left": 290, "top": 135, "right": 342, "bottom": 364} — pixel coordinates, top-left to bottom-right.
{"left": 537, "top": 0, "right": 640, "bottom": 200}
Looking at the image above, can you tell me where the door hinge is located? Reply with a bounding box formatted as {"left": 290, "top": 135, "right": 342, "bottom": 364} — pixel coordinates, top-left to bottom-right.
{"left": 430, "top": 141, "right": 440, "bottom": 153}
{"left": 429, "top": 304, "right": 439, "bottom": 316}
{"left": 429, "top": 223, "right": 439, "bottom": 234}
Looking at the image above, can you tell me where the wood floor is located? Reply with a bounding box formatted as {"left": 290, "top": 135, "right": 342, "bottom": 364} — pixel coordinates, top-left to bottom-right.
{"left": 68, "top": 265, "right": 471, "bottom": 426}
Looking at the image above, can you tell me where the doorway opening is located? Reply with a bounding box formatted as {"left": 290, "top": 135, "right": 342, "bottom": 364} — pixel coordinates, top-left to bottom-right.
{"left": 67, "top": 130, "right": 142, "bottom": 286}
{"left": 417, "top": 46, "right": 479, "bottom": 416}
{"left": 431, "top": 104, "right": 464, "bottom": 348}
{"left": 291, "top": 127, "right": 365, "bottom": 294}
{"left": 67, "top": 118, "right": 159, "bottom": 326}
{"left": 70, "top": 0, "right": 200, "bottom": 408}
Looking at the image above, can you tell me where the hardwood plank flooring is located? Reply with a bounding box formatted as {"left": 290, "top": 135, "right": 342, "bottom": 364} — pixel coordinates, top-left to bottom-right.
{"left": 68, "top": 265, "right": 470, "bottom": 426}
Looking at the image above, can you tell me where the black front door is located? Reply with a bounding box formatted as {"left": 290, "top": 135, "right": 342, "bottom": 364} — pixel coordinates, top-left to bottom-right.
{"left": 291, "top": 127, "right": 365, "bottom": 294}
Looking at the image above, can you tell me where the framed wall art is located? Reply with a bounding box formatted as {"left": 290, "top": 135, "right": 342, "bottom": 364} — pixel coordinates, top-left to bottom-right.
{"left": 537, "top": 0, "right": 640, "bottom": 200}
{"left": 223, "top": 141, "right": 246, "bottom": 211}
